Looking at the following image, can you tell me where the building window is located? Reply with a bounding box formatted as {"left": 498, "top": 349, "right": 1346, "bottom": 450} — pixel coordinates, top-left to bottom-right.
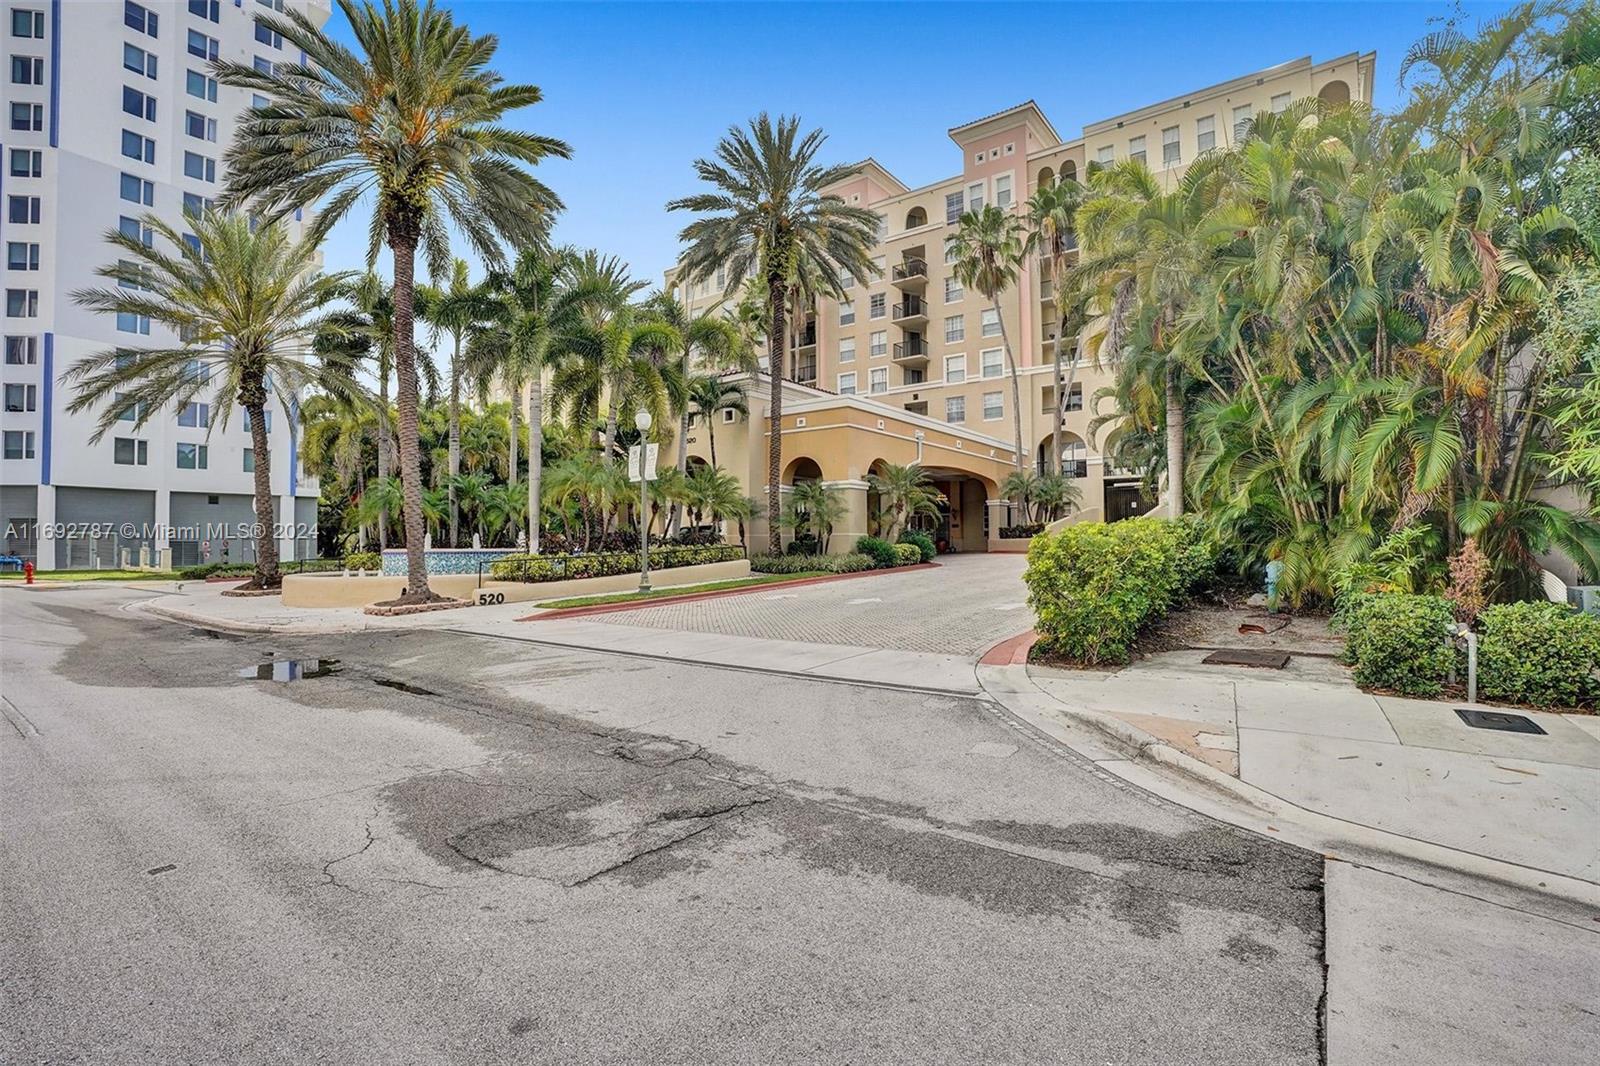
{"left": 120, "top": 172, "right": 155, "bottom": 205}
{"left": 1271, "top": 92, "right": 1292, "bottom": 113}
{"left": 5, "top": 289, "right": 38, "bottom": 317}
{"left": 967, "top": 181, "right": 985, "bottom": 212}
{"left": 869, "top": 367, "right": 888, "bottom": 394}
{"left": 187, "top": 30, "right": 218, "bottom": 61}
{"left": 10, "top": 102, "right": 42, "bottom": 132}
{"left": 1233, "top": 104, "right": 1253, "bottom": 141}
{"left": 1128, "top": 135, "right": 1146, "bottom": 165}
{"left": 838, "top": 300, "right": 855, "bottom": 326}
{"left": 6, "top": 243, "right": 40, "bottom": 271}
{"left": 254, "top": 21, "right": 283, "bottom": 48}
{"left": 124, "top": 43, "right": 158, "bottom": 78}
{"left": 186, "top": 69, "right": 218, "bottom": 102}
{"left": 944, "top": 277, "right": 963, "bottom": 303}
{"left": 837, "top": 372, "right": 856, "bottom": 396}
{"left": 251, "top": 93, "right": 270, "bottom": 109}
{"left": 116, "top": 311, "right": 150, "bottom": 334}
{"left": 8, "top": 196, "right": 40, "bottom": 224}
{"left": 4, "top": 383, "right": 36, "bottom": 412}
{"left": 119, "top": 216, "right": 154, "bottom": 246}
{"left": 983, "top": 391, "right": 1003, "bottom": 421}
{"left": 183, "top": 151, "right": 216, "bottom": 182}
{"left": 981, "top": 348, "right": 1004, "bottom": 378}
{"left": 1064, "top": 382, "right": 1083, "bottom": 411}
{"left": 125, "top": 2, "right": 159, "bottom": 38}
{"left": 837, "top": 336, "right": 856, "bottom": 363}
{"left": 980, "top": 308, "right": 1001, "bottom": 338}
{"left": 177, "top": 401, "right": 209, "bottom": 428}
{"left": 243, "top": 448, "right": 255, "bottom": 473}
{"left": 252, "top": 55, "right": 273, "bottom": 74}
{"left": 840, "top": 272, "right": 855, "bottom": 291}
{"left": 945, "top": 191, "right": 964, "bottom": 224}
{"left": 176, "top": 442, "right": 208, "bottom": 470}
{"left": 5, "top": 335, "right": 38, "bottom": 364}
{"left": 121, "top": 130, "right": 156, "bottom": 163}
{"left": 869, "top": 330, "right": 887, "bottom": 358}
{"left": 1196, "top": 115, "right": 1216, "bottom": 153}
{"left": 114, "top": 437, "right": 149, "bottom": 466}
{"left": 10, "top": 55, "right": 42, "bottom": 84}
{"left": 122, "top": 86, "right": 157, "bottom": 122}
{"left": 1096, "top": 145, "right": 1114, "bottom": 165}
{"left": 1162, "top": 126, "right": 1180, "bottom": 167}
{"left": 3, "top": 430, "right": 35, "bottom": 460}
{"left": 183, "top": 192, "right": 215, "bottom": 217}
{"left": 995, "top": 173, "right": 1013, "bottom": 209}
{"left": 944, "top": 354, "right": 966, "bottom": 384}
{"left": 944, "top": 314, "right": 964, "bottom": 343}
{"left": 185, "top": 110, "right": 217, "bottom": 141}
{"left": 869, "top": 292, "right": 885, "bottom": 320}
{"left": 944, "top": 396, "right": 965, "bottom": 424}
{"left": 188, "top": 0, "right": 220, "bottom": 22}
{"left": 11, "top": 9, "right": 45, "bottom": 38}
{"left": 9, "top": 148, "right": 41, "bottom": 177}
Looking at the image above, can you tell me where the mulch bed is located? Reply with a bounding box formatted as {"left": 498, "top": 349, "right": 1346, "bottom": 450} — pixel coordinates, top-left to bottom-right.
{"left": 220, "top": 586, "right": 281, "bottom": 598}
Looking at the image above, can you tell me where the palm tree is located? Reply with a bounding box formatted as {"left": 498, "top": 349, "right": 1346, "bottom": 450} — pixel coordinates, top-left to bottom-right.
{"left": 681, "top": 464, "right": 745, "bottom": 538}
{"left": 417, "top": 259, "right": 494, "bottom": 547}
{"left": 1025, "top": 176, "right": 1086, "bottom": 476}
{"left": 685, "top": 374, "right": 748, "bottom": 468}
{"left": 669, "top": 114, "right": 879, "bottom": 552}
{"left": 300, "top": 392, "right": 379, "bottom": 550}
{"left": 355, "top": 475, "right": 405, "bottom": 544}
{"left": 550, "top": 304, "right": 681, "bottom": 460}
{"left": 216, "top": 0, "right": 570, "bottom": 603}
{"left": 1001, "top": 471, "right": 1042, "bottom": 525}
{"left": 948, "top": 205, "right": 1028, "bottom": 473}
{"left": 335, "top": 273, "right": 399, "bottom": 548}
{"left": 67, "top": 212, "right": 349, "bottom": 589}
{"left": 865, "top": 463, "right": 941, "bottom": 541}
{"left": 1031, "top": 472, "right": 1082, "bottom": 523}
{"left": 780, "top": 480, "right": 847, "bottom": 553}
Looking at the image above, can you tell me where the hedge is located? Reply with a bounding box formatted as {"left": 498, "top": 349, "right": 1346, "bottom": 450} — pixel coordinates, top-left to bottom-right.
{"left": 898, "top": 529, "right": 936, "bottom": 562}
{"left": 1024, "top": 518, "right": 1215, "bottom": 665}
{"left": 1338, "top": 593, "right": 1456, "bottom": 697}
{"left": 893, "top": 543, "right": 922, "bottom": 566}
{"left": 750, "top": 553, "right": 875, "bottom": 575}
{"left": 1478, "top": 601, "right": 1600, "bottom": 709}
{"left": 489, "top": 545, "right": 744, "bottom": 583}
{"left": 178, "top": 558, "right": 343, "bottom": 580}
{"left": 854, "top": 535, "right": 899, "bottom": 568}
{"left": 343, "top": 551, "right": 381, "bottom": 572}
{"left": 1000, "top": 523, "right": 1046, "bottom": 539}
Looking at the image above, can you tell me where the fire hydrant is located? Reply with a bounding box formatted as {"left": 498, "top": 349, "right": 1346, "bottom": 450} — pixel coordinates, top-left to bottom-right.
{"left": 23, "top": 560, "right": 35, "bottom": 585}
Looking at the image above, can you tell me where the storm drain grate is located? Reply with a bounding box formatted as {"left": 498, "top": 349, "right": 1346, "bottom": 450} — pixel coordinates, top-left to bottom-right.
{"left": 1201, "top": 649, "right": 1291, "bottom": 669}
{"left": 1455, "top": 708, "right": 1546, "bottom": 735}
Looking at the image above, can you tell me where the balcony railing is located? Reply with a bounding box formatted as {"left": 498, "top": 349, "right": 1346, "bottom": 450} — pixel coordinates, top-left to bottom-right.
{"left": 892, "top": 336, "right": 928, "bottom": 361}
{"left": 790, "top": 324, "right": 817, "bottom": 349}
{"left": 891, "top": 296, "right": 927, "bottom": 322}
{"left": 891, "top": 258, "right": 928, "bottom": 283}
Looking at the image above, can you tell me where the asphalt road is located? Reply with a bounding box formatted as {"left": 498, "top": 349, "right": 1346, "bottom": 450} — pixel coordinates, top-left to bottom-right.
{"left": 2, "top": 586, "right": 1326, "bottom": 1064}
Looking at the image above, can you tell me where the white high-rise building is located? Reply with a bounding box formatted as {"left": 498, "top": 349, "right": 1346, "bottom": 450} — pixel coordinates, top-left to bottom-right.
{"left": 1, "top": 0, "right": 330, "bottom": 570}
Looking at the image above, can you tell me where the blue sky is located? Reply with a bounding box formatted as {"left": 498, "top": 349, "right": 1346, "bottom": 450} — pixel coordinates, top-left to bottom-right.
{"left": 318, "top": 0, "right": 1517, "bottom": 293}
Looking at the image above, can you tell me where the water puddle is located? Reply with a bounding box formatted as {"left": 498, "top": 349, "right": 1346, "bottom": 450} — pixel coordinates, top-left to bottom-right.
{"left": 240, "top": 659, "right": 340, "bottom": 682}
{"left": 372, "top": 677, "right": 437, "bottom": 697}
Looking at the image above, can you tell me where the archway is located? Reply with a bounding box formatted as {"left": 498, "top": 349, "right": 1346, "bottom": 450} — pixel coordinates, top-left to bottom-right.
{"left": 1318, "top": 80, "right": 1350, "bottom": 106}
{"left": 1036, "top": 166, "right": 1054, "bottom": 190}
{"left": 1061, "top": 160, "right": 1077, "bottom": 184}
{"left": 1036, "top": 430, "right": 1088, "bottom": 478}
{"left": 782, "top": 455, "right": 823, "bottom": 485}
{"left": 904, "top": 206, "right": 927, "bottom": 229}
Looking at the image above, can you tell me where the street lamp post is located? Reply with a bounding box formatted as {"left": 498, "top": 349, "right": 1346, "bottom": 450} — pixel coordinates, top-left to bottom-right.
{"left": 635, "top": 409, "right": 652, "bottom": 593}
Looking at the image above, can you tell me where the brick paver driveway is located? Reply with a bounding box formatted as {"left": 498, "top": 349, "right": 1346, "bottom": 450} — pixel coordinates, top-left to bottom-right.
{"left": 591, "top": 552, "right": 1031, "bottom": 656}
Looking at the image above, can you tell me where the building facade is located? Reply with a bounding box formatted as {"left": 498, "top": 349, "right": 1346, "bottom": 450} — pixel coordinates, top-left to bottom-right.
{"left": 668, "top": 54, "right": 1375, "bottom": 552}
{"left": 1, "top": 0, "right": 329, "bottom": 569}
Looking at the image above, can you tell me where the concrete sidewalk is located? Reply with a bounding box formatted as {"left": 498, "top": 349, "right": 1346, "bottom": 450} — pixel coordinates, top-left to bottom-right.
{"left": 982, "top": 650, "right": 1600, "bottom": 896}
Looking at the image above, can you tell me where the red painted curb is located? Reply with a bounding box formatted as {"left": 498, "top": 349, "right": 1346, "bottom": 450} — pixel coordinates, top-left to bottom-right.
{"left": 979, "top": 629, "right": 1039, "bottom": 666}
{"left": 518, "top": 561, "right": 942, "bottom": 622}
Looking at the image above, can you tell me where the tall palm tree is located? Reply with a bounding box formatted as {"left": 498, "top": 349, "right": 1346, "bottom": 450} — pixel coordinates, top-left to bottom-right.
{"left": 865, "top": 463, "right": 941, "bottom": 541}
{"left": 549, "top": 304, "right": 680, "bottom": 460}
{"left": 948, "top": 205, "right": 1028, "bottom": 473}
{"left": 1025, "top": 175, "right": 1086, "bottom": 476}
{"left": 67, "top": 212, "right": 349, "bottom": 589}
{"left": 417, "top": 258, "right": 494, "bottom": 546}
{"left": 334, "top": 273, "right": 399, "bottom": 548}
{"left": 681, "top": 464, "right": 746, "bottom": 537}
{"left": 685, "top": 374, "right": 748, "bottom": 468}
{"left": 216, "top": 0, "right": 570, "bottom": 603}
{"left": 669, "top": 114, "right": 879, "bottom": 552}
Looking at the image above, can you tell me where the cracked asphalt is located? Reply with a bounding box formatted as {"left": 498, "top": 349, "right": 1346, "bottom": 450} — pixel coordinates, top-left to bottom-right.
{"left": 2, "top": 588, "right": 1326, "bottom": 1063}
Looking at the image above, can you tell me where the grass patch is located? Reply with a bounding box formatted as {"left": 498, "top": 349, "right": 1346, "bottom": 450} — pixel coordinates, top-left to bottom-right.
{"left": 535, "top": 571, "right": 827, "bottom": 609}
{"left": 0, "top": 568, "right": 184, "bottom": 582}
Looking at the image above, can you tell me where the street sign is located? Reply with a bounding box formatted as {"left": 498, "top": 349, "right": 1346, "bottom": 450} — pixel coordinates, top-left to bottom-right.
{"left": 627, "top": 442, "right": 659, "bottom": 483}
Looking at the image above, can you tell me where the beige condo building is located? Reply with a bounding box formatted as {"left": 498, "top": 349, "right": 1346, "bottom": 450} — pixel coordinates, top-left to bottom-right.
{"left": 666, "top": 53, "right": 1376, "bottom": 554}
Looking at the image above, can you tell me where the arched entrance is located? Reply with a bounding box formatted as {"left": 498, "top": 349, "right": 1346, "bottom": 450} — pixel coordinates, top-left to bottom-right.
{"left": 1318, "top": 80, "right": 1351, "bottom": 106}
{"left": 1036, "top": 431, "right": 1088, "bottom": 479}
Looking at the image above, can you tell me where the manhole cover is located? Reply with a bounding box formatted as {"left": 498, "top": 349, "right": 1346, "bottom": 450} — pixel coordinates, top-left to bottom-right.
{"left": 1202, "top": 649, "right": 1291, "bottom": 669}
{"left": 240, "top": 659, "right": 339, "bottom": 682}
{"left": 1455, "top": 708, "right": 1546, "bottom": 735}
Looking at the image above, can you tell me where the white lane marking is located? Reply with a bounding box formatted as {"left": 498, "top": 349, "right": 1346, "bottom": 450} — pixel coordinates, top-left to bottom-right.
{"left": 846, "top": 597, "right": 883, "bottom": 605}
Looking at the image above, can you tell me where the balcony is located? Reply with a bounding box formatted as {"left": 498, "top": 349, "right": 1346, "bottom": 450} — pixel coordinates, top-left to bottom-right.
{"left": 792, "top": 359, "right": 817, "bottom": 386}
{"left": 892, "top": 334, "right": 929, "bottom": 367}
{"left": 890, "top": 257, "right": 929, "bottom": 291}
{"left": 890, "top": 296, "right": 928, "bottom": 328}
{"left": 790, "top": 323, "right": 817, "bottom": 350}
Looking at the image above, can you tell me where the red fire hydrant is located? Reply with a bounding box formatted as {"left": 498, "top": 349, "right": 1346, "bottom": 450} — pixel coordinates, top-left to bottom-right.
{"left": 23, "top": 560, "right": 35, "bottom": 584}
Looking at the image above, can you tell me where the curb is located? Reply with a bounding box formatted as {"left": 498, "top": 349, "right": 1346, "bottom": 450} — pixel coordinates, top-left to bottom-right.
{"left": 518, "top": 562, "right": 940, "bottom": 622}
{"left": 976, "top": 655, "right": 1600, "bottom": 907}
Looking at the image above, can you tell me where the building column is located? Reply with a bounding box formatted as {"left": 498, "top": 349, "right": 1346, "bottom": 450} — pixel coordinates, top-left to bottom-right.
{"left": 35, "top": 484, "right": 56, "bottom": 571}
{"left": 823, "top": 479, "right": 870, "bottom": 554}
{"left": 279, "top": 492, "right": 296, "bottom": 563}
{"left": 986, "top": 498, "right": 1011, "bottom": 552}
{"left": 153, "top": 488, "right": 171, "bottom": 570}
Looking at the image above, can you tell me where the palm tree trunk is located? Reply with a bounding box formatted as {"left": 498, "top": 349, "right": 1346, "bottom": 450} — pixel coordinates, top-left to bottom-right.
{"left": 1165, "top": 362, "right": 1185, "bottom": 518}
{"left": 603, "top": 400, "right": 618, "bottom": 461}
{"left": 708, "top": 420, "right": 718, "bottom": 469}
{"left": 448, "top": 335, "right": 461, "bottom": 548}
{"left": 388, "top": 231, "right": 433, "bottom": 600}
{"left": 992, "top": 296, "right": 1025, "bottom": 473}
{"left": 766, "top": 274, "right": 786, "bottom": 554}
{"left": 669, "top": 348, "right": 691, "bottom": 537}
{"left": 528, "top": 373, "right": 543, "bottom": 553}
{"left": 245, "top": 397, "right": 280, "bottom": 589}
{"left": 376, "top": 358, "right": 391, "bottom": 551}
{"left": 507, "top": 387, "right": 520, "bottom": 490}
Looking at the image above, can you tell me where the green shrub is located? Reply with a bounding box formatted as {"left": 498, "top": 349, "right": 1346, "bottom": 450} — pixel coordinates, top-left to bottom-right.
{"left": 179, "top": 559, "right": 343, "bottom": 579}
{"left": 854, "top": 535, "right": 899, "bottom": 568}
{"left": 750, "top": 553, "right": 874, "bottom": 575}
{"left": 898, "top": 529, "right": 936, "bottom": 563}
{"left": 1025, "top": 518, "right": 1215, "bottom": 665}
{"left": 785, "top": 534, "right": 821, "bottom": 556}
{"left": 1341, "top": 593, "right": 1456, "bottom": 696}
{"left": 343, "top": 551, "right": 381, "bottom": 572}
{"left": 893, "top": 543, "right": 922, "bottom": 566}
{"left": 489, "top": 545, "right": 744, "bottom": 582}
{"left": 1478, "top": 601, "right": 1600, "bottom": 708}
